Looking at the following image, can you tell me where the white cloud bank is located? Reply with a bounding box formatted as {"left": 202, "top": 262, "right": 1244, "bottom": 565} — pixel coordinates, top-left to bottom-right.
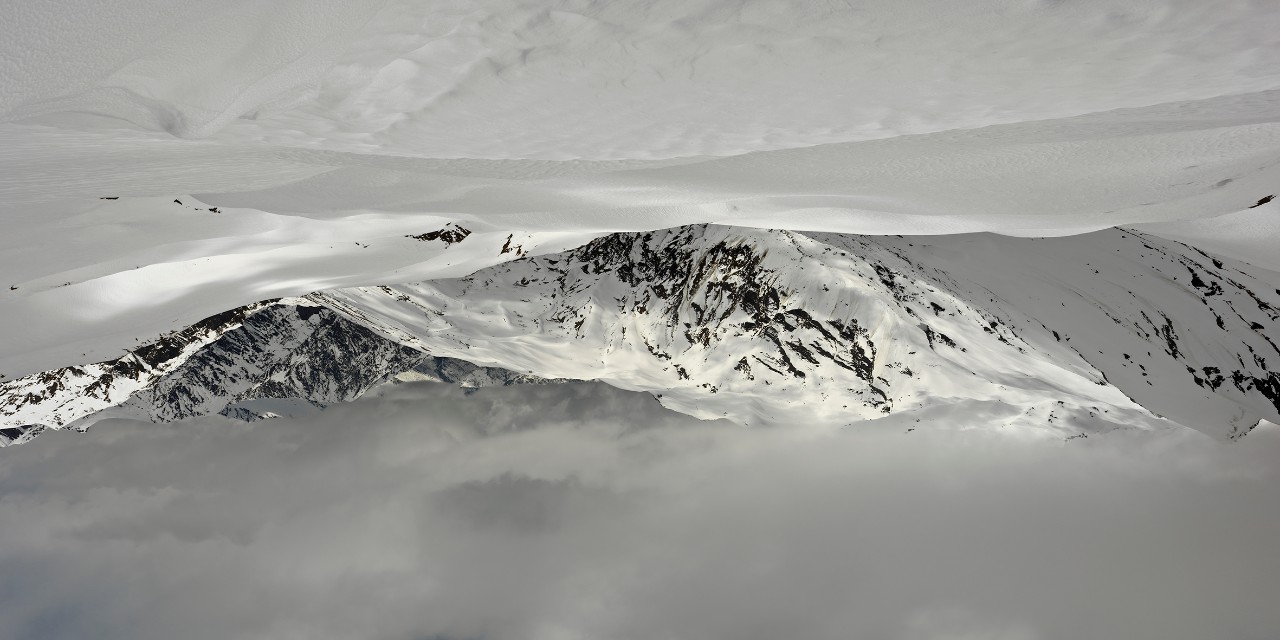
{"left": 1, "top": 382, "right": 1278, "bottom": 640}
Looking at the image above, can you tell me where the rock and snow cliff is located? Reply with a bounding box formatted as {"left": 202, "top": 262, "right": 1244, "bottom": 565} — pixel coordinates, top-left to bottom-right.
{"left": 5, "top": 225, "right": 1275, "bottom": 444}
{"left": 318, "top": 225, "right": 1280, "bottom": 440}
{"left": 0, "top": 301, "right": 563, "bottom": 445}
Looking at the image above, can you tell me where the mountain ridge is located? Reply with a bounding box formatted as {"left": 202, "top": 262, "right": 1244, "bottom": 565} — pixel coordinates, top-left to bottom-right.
{"left": 4, "top": 225, "right": 1277, "bottom": 444}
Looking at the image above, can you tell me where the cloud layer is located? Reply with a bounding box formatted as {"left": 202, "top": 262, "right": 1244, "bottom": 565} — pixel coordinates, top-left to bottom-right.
{"left": 1, "top": 382, "right": 1278, "bottom": 640}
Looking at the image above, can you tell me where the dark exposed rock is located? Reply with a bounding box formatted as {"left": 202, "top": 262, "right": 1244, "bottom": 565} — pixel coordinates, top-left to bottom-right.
{"left": 406, "top": 224, "right": 472, "bottom": 246}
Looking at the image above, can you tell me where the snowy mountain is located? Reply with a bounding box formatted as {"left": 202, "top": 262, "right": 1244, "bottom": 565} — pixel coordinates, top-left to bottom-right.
{"left": 8, "top": 224, "right": 1271, "bottom": 444}
{"left": 0, "top": 301, "right": 565, "bottom": 445}
{"left": 317, "top": 225, "right": 1280, "bottom": 441}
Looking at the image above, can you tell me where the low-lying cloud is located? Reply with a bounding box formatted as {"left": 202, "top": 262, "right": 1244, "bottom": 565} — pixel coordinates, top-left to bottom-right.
{"left": 1, "top": 382, "right": 1278, "bottom": 640}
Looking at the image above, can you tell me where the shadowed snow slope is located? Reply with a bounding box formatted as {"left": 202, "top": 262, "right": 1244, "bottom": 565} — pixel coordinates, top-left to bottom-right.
{"left": 2, "top": 2, "right": 1280, "bottom": 378}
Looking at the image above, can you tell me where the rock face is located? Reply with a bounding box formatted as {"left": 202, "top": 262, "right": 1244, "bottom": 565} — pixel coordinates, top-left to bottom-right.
{"left": 4, "top": 225, "right": 1278, "bottom": 443}
{"left": 0, "top": 300, "right": 281, "bottom": 444}
{"left": 0, "top": 302, "right": 562, "bottom": 445}
{"left": 106, "top": 303, "right": 427, "bottom": 426}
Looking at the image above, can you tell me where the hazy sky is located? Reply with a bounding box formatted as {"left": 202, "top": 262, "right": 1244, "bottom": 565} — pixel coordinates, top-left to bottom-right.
{"left": 1, "top": 381, "right": 1278, "bottom": 640}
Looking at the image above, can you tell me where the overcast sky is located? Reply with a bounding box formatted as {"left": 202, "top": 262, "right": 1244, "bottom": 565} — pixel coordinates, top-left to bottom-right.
{"left": 1, "top": 381, "right": 1278, "bottom": 640}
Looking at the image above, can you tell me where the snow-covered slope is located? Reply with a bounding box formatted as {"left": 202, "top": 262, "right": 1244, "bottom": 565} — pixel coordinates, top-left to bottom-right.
{"left": 318, "top": 225, "right": 1280, "bottom": 440}
{"left": 809, "top": 230, "right": 1280, "bottom": 439}
{"left": 0, "top": 195, "right": 597, "bottom": 381}
{"left": 8, "top": 1, "right": 1279, "bottom": 159}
